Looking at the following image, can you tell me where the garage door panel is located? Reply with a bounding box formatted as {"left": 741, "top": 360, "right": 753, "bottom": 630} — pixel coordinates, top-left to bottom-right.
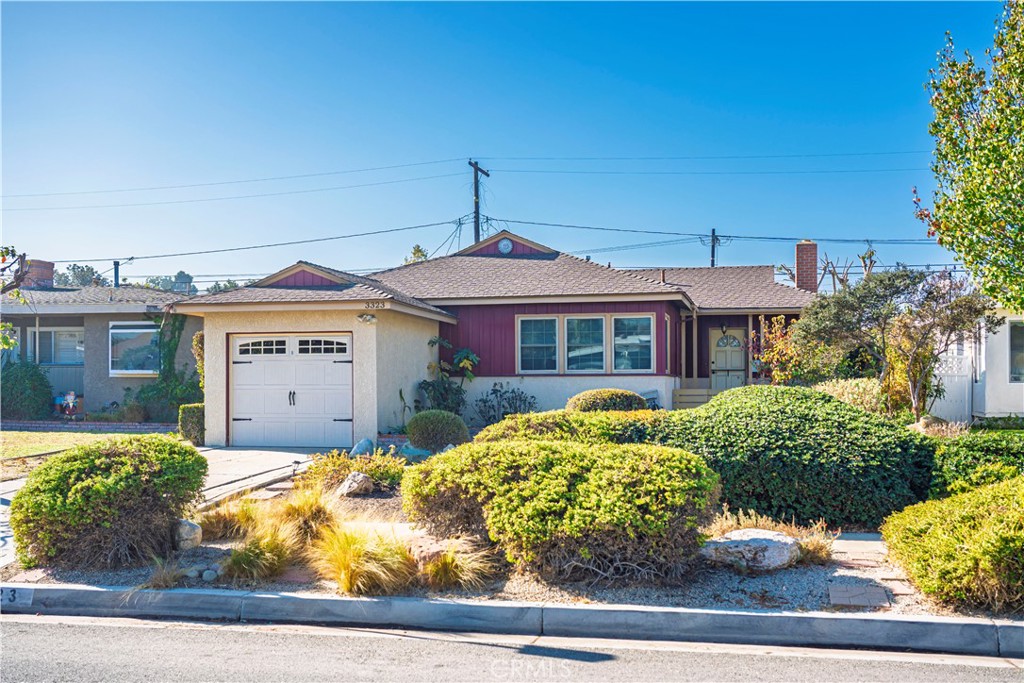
{"left": 263, "top": 390, "right": 292, "bottom": 416}
{"left": 326, "top": 420, "right": 353, "bottom": 449}
{"left": 263, "top": 363, "right": 295, "bottom": 386}
{"left": 233, "top": 390, "right": 266, "bottom": 416}
{"left": 232, "top": 363, "right": 264, "bottom": 387}
{"left": 323, "top": 363, "right": 352, "bottom": 386}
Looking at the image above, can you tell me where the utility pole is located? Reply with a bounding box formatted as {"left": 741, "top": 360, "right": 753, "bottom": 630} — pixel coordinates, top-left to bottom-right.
{"left": 113, "top": 261, "right": 120, "bottom": 288}
{"left": 710, "top": 228, "right": 720, "bottom": 267}
{"left": 468, "top": 160, "right": 490, "bottom": 243}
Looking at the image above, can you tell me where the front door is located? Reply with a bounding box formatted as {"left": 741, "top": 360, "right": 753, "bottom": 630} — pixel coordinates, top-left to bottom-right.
{"left": 710, "top": 328, "right": 746, "bottom": 393}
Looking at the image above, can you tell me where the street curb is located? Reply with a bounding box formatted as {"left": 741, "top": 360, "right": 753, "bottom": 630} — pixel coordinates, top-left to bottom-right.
{"left": 1, "top": 583, "right": 1021, "bottom": 658}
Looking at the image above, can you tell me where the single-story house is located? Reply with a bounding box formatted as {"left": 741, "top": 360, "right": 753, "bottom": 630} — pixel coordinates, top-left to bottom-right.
{"left": 173, "top": 231, "right": 817, "bottom": 449}
{"left": 1, "top": 260, "right": 202, "bottom": 413}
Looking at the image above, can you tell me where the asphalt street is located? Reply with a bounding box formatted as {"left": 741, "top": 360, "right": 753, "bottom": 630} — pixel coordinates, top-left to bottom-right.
{"left": 2, "top": 615, "right": 1021, "bottom": 682}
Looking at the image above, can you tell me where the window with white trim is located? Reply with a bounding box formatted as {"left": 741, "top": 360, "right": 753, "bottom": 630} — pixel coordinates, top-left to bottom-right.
{"left": 1011, "top": 322, "right": 1024, "bottom": 383}
{"left": 28, "top": 328, "right": 84, "bottom": 365}
{"left": 110, "top": 322, "right": 160, "bottom": 375}
{"left": 298, "top": 339, "right": 347, "bottom": 355}
{"left": 565, "top": 317, "right": 604, "bottom": 371}
{"left": 613, "top": 316, "right": 653, "bottom": 372}
{"left": 518, "top": 318, "right": 558, "bottom": 372}
{"left": 238, "top": 339, "right": 287, "bottom": 355}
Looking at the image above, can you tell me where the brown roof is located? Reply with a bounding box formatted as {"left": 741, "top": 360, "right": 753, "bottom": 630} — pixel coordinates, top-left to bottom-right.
{"left": 177, "top": 261, "right": 453, "bottom": 318}
{"left": 630, "top": 266, "right": 815, "bottom": 310}
{"left": 369, "top": 252, "right": 685, "bottom": 300}
{"left": 8, "top": 285, "right": 186, "bottom": 308}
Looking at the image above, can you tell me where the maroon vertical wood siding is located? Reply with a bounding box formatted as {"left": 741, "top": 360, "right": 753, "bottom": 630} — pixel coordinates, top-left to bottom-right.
{"left": 439, "top": 301, "right": 681, "bottom": 377}
{"left": 266, "top": 270, "right": 337, "bottom": 287}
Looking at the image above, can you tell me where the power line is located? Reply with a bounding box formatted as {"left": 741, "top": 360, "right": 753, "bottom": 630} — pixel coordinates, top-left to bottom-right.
{"left": 4, "top": 173, "right": 467, "bottom": 212}
{"left": 482, "top": 150, "right": 931, "bottom": 161}
{"left": 49, "top": 218, "right": 466, "bottom": 264}
{"left": 2, "top": 158, "right": 467, "bottom": 199}
{"left": 488, "top": 167, "right": 928, "bottom": 177}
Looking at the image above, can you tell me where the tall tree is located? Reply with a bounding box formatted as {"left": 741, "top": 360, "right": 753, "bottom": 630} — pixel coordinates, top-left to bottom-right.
{"left": 206, "top": 279, "right": 240, "bottom": 294}
{"left": 54, "top": 264, "right": 111, "bottom": 287}
{"left": 145, "top": 271, "right": 197, "bottom": 295}
{"left": 1, "top": 246, "right": 25, "bottom": 350}
{"left": 404, "top": 244, "right": 429, "bottom": 264}
{"left": 914, "top": 0, "right": 1023, "bottom": 312}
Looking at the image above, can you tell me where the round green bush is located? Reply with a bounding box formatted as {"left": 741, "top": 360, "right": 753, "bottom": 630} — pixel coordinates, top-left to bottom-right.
{"left": 1, "top": 361, "right": 54, "bottom": 420}
{"left": 406, "top": 409, "right": 470, "bottom": 453}
{"left": 10, "top": 434, "right": 208, "bottom": 568}
{"left": 478, "top": 385, "right": 935, "bottom": 527}
{"left": 402, "top": 440, "right": 719, "bottom": 581}
{"left": 931, "top": 431, "right": 1024, "bottom": 496}
{"left": 882, "top": 476, "right": 1024, "bottom": 612}
{"left": 566, "top": 388, "right": 648, "bottom": 412}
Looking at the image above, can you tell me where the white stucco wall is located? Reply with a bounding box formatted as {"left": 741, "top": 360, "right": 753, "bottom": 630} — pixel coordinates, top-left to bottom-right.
{"left": 979, "top": 311, "right": 1024, "bottom": 417}
{"left": 373, "top": 310, "right": 439, "bottom": 434}
{"left": 461, "top": 374, "right": 678, "bottom": 425}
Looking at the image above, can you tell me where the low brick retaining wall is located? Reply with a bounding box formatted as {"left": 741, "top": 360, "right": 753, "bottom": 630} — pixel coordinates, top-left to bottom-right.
{"left": 377, "top": 434, "right": 410, "bottom": 451}
{"left": 1, "top": 420, "right": 177, "bottom": 434}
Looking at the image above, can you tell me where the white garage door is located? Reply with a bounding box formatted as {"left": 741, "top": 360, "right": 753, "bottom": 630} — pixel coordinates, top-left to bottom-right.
{"left": 230, "top": 334, "right": 354, "bottom": 448}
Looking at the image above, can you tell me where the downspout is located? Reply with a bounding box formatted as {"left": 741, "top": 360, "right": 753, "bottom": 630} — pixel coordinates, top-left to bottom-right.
{"left": 34, "top": 315, "right": 40, "bottom": 364}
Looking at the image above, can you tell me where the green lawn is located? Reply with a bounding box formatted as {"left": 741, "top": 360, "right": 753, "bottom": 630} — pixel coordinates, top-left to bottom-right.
{"left": 0, "top": 430, "right": 124, "bottom": 460}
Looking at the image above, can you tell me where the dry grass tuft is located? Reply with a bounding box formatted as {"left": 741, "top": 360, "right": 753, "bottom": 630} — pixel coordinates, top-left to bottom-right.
{"left": 222, "top": 519, "right": 300, "bottom": 581}
{"left": 197, "top": 497, "right": 261, "bottom": 540}
{"left": 912, "top": 421, "right": 970, "bottom": 438}
{"left": 422, "top": 544, "right": 497, "bottom": 591}
{"left": 140, "top": 556, "right": 184, "bottom": 589}
{"left": 310, "top": 524, "right": 417, "bottom": 595}
{"left": 704, "top": 506, "right": 838, "bottom": 565}
{"left": 270, "top": 486, "right": 336, "bottom": 544}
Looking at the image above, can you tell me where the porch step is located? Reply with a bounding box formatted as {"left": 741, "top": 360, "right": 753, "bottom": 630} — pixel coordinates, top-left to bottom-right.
{"left": 672, "top": 389, "right": 712, "bottom": 410}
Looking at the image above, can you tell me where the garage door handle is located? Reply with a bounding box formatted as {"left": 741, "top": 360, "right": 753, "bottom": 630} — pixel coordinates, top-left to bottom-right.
{"left": 288, "top": 391, "right": 295, "bottom": 406}
{"left": 233, "top": 361, "right": 253, "bottom": 365}
{"left": 333, "top": 419, "right": 352, "bottom": 422}
{"left": 232, "top": 418, "right": 252, "bottom": 422}
{"left": 332, "top": 360, "right": 352, "bottom": 364}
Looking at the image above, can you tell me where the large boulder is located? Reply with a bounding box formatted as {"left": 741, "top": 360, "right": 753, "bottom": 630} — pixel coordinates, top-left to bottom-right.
{"left": 174, "top": 519, "right": 203, "bottom": 551}
{"left": 350, "top": 438, "right": 375, "bottom": 455}
{"left": 335, "top": 471, "right": 374, "bottom": 497}
{"left": 700, "top": 529, "right": 801, "bottom": 573}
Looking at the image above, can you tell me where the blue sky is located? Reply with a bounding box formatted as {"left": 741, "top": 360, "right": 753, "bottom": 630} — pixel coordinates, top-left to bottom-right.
{"left": 1, "top": 2, "right": 1004, "bottom": 289}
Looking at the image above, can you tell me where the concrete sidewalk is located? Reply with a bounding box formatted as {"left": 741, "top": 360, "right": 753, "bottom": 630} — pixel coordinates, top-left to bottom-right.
{"left": 0, "top": 447, "right": 317, "bottom": 568}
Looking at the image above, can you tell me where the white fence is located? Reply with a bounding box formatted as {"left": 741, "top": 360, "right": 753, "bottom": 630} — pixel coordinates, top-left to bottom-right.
{"left": 930, "top": 353, "right": 972, "bottom": 423}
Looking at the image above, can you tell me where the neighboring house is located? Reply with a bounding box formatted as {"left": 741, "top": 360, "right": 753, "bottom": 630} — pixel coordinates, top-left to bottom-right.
{"left": 1, "top": 260, "right": 202, "bottom": 413}
{"left": 173, "top": 231, "right": 817, "bottom": 449}
{"left": 932, "top": 308, "right": 1024, "bottom": 422}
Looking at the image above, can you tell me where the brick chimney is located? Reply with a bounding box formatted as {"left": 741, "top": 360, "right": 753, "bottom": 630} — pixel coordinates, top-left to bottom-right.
{"left": 795, "top": 240, "right": 818, "bottom": 293}
{"left": 22, "top": 259, "right": 55, "bottom": 289}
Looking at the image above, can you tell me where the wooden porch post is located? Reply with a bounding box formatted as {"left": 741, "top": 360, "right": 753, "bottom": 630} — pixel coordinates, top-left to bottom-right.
{"left": 691, "top": 313, "right": 698, "bottom": 382}
{"left": 747, "top": 313, "right": 754, "bottom": 383}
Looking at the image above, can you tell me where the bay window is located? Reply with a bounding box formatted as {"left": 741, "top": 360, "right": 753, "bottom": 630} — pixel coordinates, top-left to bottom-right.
{"left": 110, "top": 322, "right": 160, "bottom": 375}
{"left": 27, "top": 328, "right": 84, "bottom": 365}
{"left": 518, "top": 318, "right": 558, "bottom": 372}
{"left": 1011, "top": 322, "right": 1023, "bottom": 383}
{"left": 566, "top": 317, "right": 604, "bottom": 371}
{"left": 613, "top": 316, "right": 653, "bottom": 372}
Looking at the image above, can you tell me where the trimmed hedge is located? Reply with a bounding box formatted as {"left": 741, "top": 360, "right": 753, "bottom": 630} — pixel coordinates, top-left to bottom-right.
{"left": 178, "top": 403, "right": 205, "bottom": 446}
{"left": 1, "top": 361, "right": 54, "bottom": 420}
{"left": 932, "top": 431, "right": 1024, "bottom": 495}
{"left": 402, "top": 440, "right": 719, "bottom": 581}
{"left": 406, "top": 409, "right": 469, "bottom": 453}
{"left": 882, "top": 476, "right": 1024, "bottom": 612}
{"left": 566, "top": 388, "right": 648, "bottom": 412}
{"left": 478, "top": 385, "right": 935, "bottom": 527}
{"left": 10, "top": 434, "right": 207, "bottom": 568}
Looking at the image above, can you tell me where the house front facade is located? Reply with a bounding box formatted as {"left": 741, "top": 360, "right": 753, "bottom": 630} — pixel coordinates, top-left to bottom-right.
{"left": 174, "top": 231, "right": 818, "bottom": 449}
{"left": 1, "top": 260, "right": 201, "bottom": 414}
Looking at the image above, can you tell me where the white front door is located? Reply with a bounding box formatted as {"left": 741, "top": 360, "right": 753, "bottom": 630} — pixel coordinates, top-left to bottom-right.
{"left": 710, "top": 328, "right": 747, "bottom": 393}
{"left": 230, "top": 334, "right": 354, "bottom": 448}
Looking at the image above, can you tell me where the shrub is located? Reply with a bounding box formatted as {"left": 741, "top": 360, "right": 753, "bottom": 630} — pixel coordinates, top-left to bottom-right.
{"left": 813, "top": 378, "right": 886, "bottom": 415}
{"left": 931, "top": 431, "right": 1024, "bottom": 496}
{"left": 422, "top": 545, "right": 496, "bottom": 590}
{"left": 406, "top": 410, "right": 470, "bottom": 453}
{"left": 178, "top": 403, "right": 205, "bottom": 446}
{"left": 300, "top": 449, "right": 407, "bottom": 490}
{"left": 881, "top": 477, "right": 1024, "bottom": 612}
{"left": 703, "top": 506, "right": 837, "bottom": 565}
{"left": 478, "top": 386, "right": 935, "bottom": 527}
{"left": 10, "top": 435, "right": 207, "bottom": 568}
{"left": 565, "top": 388, "right": 647, "bottom": 412}
{"left": 133, "top": 371, "right": 202, "bottom": 423}
{"left": 402, "top": 440, "right": 719, "bottom": 581}
{"left": 310, "top": 524, "right": 417, "bottom": 595}
{"left": 474, "top": 382, "right": 538, "bottom": 426}
{"left": 973, "top": 415, "right": 1024, "bottom": 431}
{"left": 1, "top": 361, "right": 54, "bottom": 420}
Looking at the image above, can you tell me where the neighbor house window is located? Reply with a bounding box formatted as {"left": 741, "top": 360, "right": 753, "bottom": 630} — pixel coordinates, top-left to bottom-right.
{"left": 565, "top": 317, "right": 604, "bottom": 371}
{"left": 110, "top": 322, "right": 160, "bottom": 375}
{"left": 518, "top": 318, "right": 558, "bottom": 372}
{"left": 27, "top": 328, "right": 84, "bottom": 365}
{"left": 1011, "top": 322, "right": 1024, "bottom": 383}
{"left": 613, "top": 316, "right": 653, "bottom": 372}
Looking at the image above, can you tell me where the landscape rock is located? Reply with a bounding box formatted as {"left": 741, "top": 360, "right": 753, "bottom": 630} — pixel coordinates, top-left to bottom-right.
{"left": 350, "top": 437, "right": 375, "bottom": 455}
{"left": 185, "top": 567, "right": 201, "bottom": 580}
{"left": 699, "top": 529, "right": 802, "bottom": 573}
{"left": 440, "top": 444, "right": 456, "bottom": 453}
{"left": 399, "top": 443, "right": 432, "bottom": 463}
{"left": 336, "top": 471, "right": 374, "bottom": 497}
{"left": 201, "top": 569, "right": 218, "bottom": 582}
{"left": 174, "top": 519, "right": 203, "bottom": 551}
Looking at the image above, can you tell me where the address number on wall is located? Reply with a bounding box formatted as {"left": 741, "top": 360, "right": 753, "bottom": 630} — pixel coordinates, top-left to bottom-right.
{"left": 364, "top": 302, "right": 386, "bottom": 309}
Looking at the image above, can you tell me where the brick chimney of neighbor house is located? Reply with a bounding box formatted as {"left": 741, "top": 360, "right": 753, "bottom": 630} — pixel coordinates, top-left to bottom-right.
{"left": 21, "top": 259, "right": 55, "bottom": 289}
{"left": 795, "top": 240, "right": 818, "bottom": 293}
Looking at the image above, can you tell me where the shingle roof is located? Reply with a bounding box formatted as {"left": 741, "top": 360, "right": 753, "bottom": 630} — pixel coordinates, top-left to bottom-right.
{"left": 630, "top": 266, "right": 815, "bottom": 310}
{"left": 177, "top": 262, "right": 453, "bottom": 318}
{"left": 369, "top": 252, "right": 685, "bottom": 300}
{"left": 7, "top": 285, "right": 186, "bottom": 307}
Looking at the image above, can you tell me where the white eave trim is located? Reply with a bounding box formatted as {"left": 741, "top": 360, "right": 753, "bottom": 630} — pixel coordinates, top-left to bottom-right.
{"left": 171, "top": 299, "right": 456, "bottom": 323}
{"left": 1, "top": 304, "right": 168, "bottom": 315}
{"left": 421, "top": 293, "right": 690, "bottom": 306}
{"left": 695, "top": 307, "right": 806, "bottom": 315}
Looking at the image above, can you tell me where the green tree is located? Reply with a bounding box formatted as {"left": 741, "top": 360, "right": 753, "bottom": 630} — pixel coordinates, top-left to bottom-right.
{"left": 54, "top": 264, "right": 110, "bottom": 287}
{"left": 1, "top": 246, "right": 25, "bottom": 350}
{"left": 914, "top": 0, "right": 1023, "bottom": 312}
{"left": 206, "top": 279, "right": 240, "bottom": 294}
{"left": 404, "top": 244, "right": 429, "bottom": 264}
{"left": 145, "top": 271, "right": 197, "bottom": 295}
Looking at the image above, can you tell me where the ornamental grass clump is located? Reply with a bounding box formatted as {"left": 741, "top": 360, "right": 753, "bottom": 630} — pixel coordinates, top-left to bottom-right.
{"left": 196, "top": 497, "right": 261, "bottom": 540}
{"left": 10, "top": 434, "right": 207, "bottom": 568}
{"left": 222, "top": 519, "right": 300, "bottom": 582}
{"left": 269, "top": 486, "right": 335, "bottom": 544}
{"left": 403, "top": 440, "right": 719, "bottom": 582}
{"left": 881, "top": 476, "right": 1024, "bottom": 612}
{"left": 310, "top": 524, "right": 417, "bottom": 595}
{"left": 422, "top": 545, "right": 497, "bottom": 591}
{"left": 300, "top": 449, "right": 407, "bottom": 490}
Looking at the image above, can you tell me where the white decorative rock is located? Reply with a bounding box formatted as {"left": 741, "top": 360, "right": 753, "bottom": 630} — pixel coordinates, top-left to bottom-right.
{"left": 350, "top": 438, "right": 375, "bottom": 455}
{"left": 336, "top": 471, "right": 374, "bottom": 497}
{"left": 201, "top": 569, "right": 218, "bottom": 582}
{"left": 700, "top": 529, "right": 801, "bottom": 573}
{"left": 175, "top": 519, "right": 203, "bottom": 551}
